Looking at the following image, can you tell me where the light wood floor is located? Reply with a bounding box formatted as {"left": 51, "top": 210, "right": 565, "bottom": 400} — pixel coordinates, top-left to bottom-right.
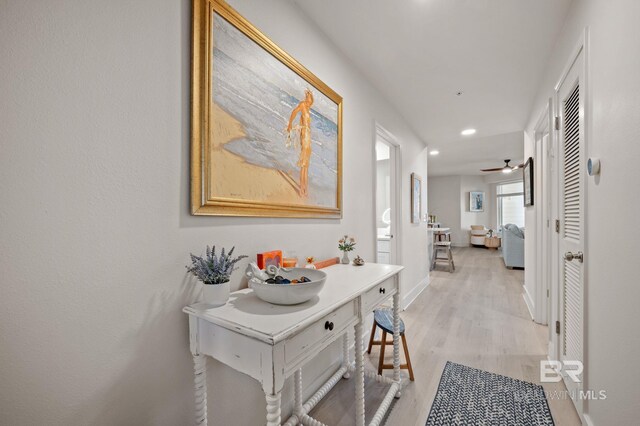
{"left": 310, "top": 247, "right": 581, "bottom": 425}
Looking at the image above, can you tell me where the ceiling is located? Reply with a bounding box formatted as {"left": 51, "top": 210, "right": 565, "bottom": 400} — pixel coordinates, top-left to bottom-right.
{"left": 293, "top": 0, "right": 572, "bottom": 175}
{"left": 427, "top": 131, "right": 524, "bottom": 176}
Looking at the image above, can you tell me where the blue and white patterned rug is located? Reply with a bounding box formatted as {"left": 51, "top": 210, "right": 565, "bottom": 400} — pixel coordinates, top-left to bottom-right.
{"left": 425, "top": 362, "right": 554, "bottom": 426}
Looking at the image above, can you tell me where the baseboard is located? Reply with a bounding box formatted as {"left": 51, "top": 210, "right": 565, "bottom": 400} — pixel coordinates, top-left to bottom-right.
{"left": 522, "top": 286, "right": 535, "bottom": 321}
{"left": 402, "top": 275, "right": 430, "bottom": 310}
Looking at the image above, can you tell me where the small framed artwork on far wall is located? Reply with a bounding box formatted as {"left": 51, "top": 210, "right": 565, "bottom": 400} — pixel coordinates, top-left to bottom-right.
{"left": 411, "top": 173, "right": 422, "bottom": 224}
{"left": 523, "top": 157, "right": 534, "bottom": 206}
{"left": 470, "top": 191, "right": 485, "bottom": 212}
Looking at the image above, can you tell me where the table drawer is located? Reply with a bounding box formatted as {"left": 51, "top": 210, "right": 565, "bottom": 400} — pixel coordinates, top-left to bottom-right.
{"left": 362, "top": 277, "right": 397, "bottom": 312}
{"left": 285, "top": 300, "right": 357, "bottom": 364}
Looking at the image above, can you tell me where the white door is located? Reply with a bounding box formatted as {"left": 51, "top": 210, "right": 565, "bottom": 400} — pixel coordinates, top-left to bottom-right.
{"left": 557, "top": 48, "right": 585, "bottom": 413}
{"left": 374, "top": 125, "right": 400, "bottom": 265}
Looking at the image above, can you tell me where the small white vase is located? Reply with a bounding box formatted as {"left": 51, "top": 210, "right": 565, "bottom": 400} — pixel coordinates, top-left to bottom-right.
{"left": 341, "top": 252, "right": 350, "bottom": 264}
{"left": 202, "top": 281, "right": 230, "bottom": 307}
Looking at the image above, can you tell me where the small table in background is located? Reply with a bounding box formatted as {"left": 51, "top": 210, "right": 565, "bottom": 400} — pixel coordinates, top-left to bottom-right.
{"left": 484, "top": 236, "right": 501, "bottom": 250}
{"left": 431, "top": 227, "right": 451, "bottom": 242}
{"left": 428, "top": 227, "right": 451, "bottom": 270}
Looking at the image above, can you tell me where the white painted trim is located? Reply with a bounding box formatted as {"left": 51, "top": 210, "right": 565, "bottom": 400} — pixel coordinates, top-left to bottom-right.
{"left": 522, "top": 287, "right": 535, "bottom": 321}
{"left": 375, "top": 122, "right": 400, "bottom": 147}
{"left": 373, "top": 122, "right": 402, "bottom": 269}
{"left": 402, "top": 275, "right": 430, "bottom": 310}
{"left": 554, "top": 30, "right": 586, "bottom": 92}
{"left": 582, "top": 28, "right": 592, "bottom": 421}
{"left": 552, "top": 27, "right": 590, "bottom": 420}
{"left": 533, "top": 100, "right": 552, "bottom": 326}
{"left": 547, "top": 92, "right": 561, "bottom": 365}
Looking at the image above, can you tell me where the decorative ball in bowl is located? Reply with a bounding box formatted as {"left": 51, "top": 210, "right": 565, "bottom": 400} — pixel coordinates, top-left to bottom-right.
{"left": 250, "top": 268, "right": 326, "bottom": 305}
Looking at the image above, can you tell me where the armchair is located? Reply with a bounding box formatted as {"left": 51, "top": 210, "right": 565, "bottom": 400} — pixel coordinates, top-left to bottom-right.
{"left": 470, "top": 225, "right": 487, "bottom": 246}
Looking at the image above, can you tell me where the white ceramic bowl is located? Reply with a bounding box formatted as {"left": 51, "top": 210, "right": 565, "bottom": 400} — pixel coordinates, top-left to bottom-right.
{"left": 250, "top": 268, "right": 326, "bottom": 305}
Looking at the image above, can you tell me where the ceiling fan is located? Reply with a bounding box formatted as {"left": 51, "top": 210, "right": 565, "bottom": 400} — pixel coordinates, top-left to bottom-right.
{"left": 481, "top": 159, "right": 524, "bottom": 174}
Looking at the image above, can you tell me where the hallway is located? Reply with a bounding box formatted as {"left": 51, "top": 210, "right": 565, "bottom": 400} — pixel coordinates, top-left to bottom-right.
{"left": 311, "top": 248, "right": 581, "bottom": 425}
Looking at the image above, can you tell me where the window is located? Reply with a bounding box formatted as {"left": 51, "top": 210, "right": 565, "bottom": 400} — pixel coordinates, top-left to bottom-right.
{"left": 497, "top": 181, "right": 525, "bottom": 228}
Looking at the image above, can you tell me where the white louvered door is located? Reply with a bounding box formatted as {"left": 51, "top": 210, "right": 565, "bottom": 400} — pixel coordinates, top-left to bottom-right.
{"left": 557, "top": 49, "right": 585, "bottom": 410}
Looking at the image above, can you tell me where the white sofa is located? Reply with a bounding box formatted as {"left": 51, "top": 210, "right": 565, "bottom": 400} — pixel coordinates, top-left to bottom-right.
{"left": 502, "top": 224, "right": 525, "bottom": 268}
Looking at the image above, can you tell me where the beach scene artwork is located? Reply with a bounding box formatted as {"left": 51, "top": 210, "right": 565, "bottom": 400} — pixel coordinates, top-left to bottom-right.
{"left": 208, "top": 12, "right": 341, "bottom": 214}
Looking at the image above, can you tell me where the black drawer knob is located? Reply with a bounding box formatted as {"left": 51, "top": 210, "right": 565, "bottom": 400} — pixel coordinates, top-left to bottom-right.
{"left": 379, "top": 287, "right": 386, "bottom": 294}
{"left": 325, "top": 321, "right": 334, "bottom": 331}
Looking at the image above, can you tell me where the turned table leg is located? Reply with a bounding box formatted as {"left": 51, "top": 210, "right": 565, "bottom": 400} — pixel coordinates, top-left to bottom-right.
{"left": 354, "top": 322, "right": 365, "bottom": 426}
{"left": 342, "top": 332, "right": 351, "bottom": 379}
{"left": 193, "top": 354, "right": 208, "bottom": 426}
{"left": 266, "top": 391, "right": 282, "bottom": 426}
{"left": 393, "top": 291, "right": 402, "bottom": 398}
{"left": 294, "top": 369, "right": 303, "bottom": 421}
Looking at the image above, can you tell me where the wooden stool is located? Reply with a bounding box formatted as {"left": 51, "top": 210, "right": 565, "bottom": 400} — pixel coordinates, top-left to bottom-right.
{"left": 366, "top": 309, "right": 414, "bottom": 381}
{"left": 432, "top": 241, "right": 455, "bottom": 272}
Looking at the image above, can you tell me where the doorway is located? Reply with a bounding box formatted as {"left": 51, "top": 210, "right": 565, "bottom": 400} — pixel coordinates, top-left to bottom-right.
{"left": 374, "top": 124, "right": 400, "bottom": 265}
{"left": 552, "top": 42, "right": 587, "bottom": 418}
{"left": 534, "top": 101, "right": 553, "bottom": 327}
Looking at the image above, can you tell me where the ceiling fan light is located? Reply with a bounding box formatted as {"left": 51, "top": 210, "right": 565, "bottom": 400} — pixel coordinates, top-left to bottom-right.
{"left": 502, "top": 167, "right": 513, "bottom": 174}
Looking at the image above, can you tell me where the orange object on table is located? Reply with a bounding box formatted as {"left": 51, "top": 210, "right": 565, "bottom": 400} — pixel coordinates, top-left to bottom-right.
{"left": 313, "top": 257, "right": 339, "bottom": 269}
{"left": 282, "top": 257, "right": 298, "bottom": 268}
{"left": 257, "top": 250, "right": 282, "bottom": 269}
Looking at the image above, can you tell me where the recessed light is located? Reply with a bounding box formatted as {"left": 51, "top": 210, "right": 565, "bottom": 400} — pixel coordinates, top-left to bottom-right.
{"left": 430, "top": 150, "right": 439, "bottom": 156}
{"left": 461, "top": 128, "right": 476, "bottom": 136}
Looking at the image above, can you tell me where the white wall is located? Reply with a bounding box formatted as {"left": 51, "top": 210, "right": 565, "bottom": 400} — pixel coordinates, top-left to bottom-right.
{"left": 460, "top": 175, "right": 491, "bottom": 243}
{"left": 427, "top": 176, "right": 461, "bottom": 243}
{"left": 0, "top": 0, "right": 429, "bottom": 424}
{"left": 524, "top": 0, "right": 640, "bottom": 423}
{"left": 428, "top": 175, "right": 490, "bottom": 246}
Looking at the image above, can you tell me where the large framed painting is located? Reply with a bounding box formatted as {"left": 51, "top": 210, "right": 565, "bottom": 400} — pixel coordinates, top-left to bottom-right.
{"left": 191, "top": 0, "right": 343, "bottom": 217}
{"left": 523, "top": 157, "right": 534, "bottom": 206}
{"left": 411, "top": 173, "right": 422, "bottom": 224}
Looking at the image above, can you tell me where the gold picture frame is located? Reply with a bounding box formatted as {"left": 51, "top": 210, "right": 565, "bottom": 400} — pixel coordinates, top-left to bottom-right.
{"left": 191, "top": 0, "right": 343, "bottom": 217}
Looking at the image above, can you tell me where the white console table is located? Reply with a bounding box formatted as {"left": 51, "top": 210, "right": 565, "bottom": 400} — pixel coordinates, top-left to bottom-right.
{"left": 183, "top": 263, "right": 404, "bottom": 426}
